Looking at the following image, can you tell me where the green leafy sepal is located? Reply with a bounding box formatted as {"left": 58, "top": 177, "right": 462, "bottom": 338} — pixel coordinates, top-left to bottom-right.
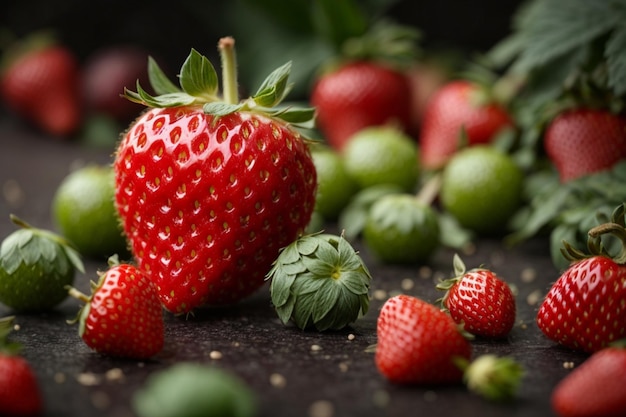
{"left": 123, "top": 40, "right": 316, "bottom": 130}
{"left": 458, "top": 354, "right": 524, "bottom": 402}
{"left": 266, "top": 233, "right": 371, "bottom": 331}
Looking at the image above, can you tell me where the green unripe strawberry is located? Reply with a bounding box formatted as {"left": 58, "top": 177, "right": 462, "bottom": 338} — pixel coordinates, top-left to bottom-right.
{"left": 52, "top": 164, "right": 128, "bottom": 258}
{"left": 267, "top": 233, "right": 372, "bottom": 331}
{"left": 441, "top": 146, "right": 523, "bottom": 235}
{"left": 342, "top": 126, "right": 420, "bottom": 192}
{"left": 0, "top": 215, "right": 84, "bottom": 311}
{"left": 363, "top": 194, "right": 440, "bottom": 264}
{"left": 133, "top": 363, "right": 257, "bottom": 417}
{"left": 310, "top": 145, "right": 358, "bottom": 220}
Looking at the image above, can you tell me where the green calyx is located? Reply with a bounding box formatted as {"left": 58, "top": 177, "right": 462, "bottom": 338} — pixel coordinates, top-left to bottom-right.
{"left": 123, "top": 37, "right": 315, "bottom": 129}
{"left": 458, "top": 354, "right": 524, "bottom": 402}
{"left": 0, "top": 214, "right": 84, "bottom": 277}
{"left": 561, "top": 203, "right": 626, "bottom": 264}
{"left": 266, "top": 233, "right": 372, "bottom": 331}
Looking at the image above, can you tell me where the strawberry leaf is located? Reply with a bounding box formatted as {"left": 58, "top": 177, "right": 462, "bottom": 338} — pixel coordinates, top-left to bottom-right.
{"left": 203, "top": 102, "right": 244, "bottom": 117}
{"left": 253, "top": 61, "right": 292, "bottom": 108}
{"left": 147, "top": 56, "right": 181, "bottom": 95}
{"left": 606, "top": 23, "right": 626, "bottom": 95}
{"left": 179, "top": 48, "right": 219, "bottom": 99}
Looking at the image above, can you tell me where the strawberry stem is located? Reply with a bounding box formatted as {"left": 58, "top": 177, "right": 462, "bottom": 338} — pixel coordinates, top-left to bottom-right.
{"left": 218, "top": 37, "right": 239, "bottom": 105}
{"left": 66, "top": 286, "right": 90, "bottom": 303}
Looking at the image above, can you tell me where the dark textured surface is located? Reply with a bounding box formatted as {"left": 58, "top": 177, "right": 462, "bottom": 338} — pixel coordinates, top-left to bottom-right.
{"left": 0, "top": 117, "right": 586, "bottom": 417}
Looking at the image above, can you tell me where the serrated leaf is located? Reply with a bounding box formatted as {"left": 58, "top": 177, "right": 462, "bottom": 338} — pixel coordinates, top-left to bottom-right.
{"left": 147, "top": 56, "right": 181, "bottom": 95}
{"left": 605, "top": 22, "right": 626, "bottom": 96}
{"left": 510, "top": 0, "right": 619, "bottom": 74}
{"left": 203, "top": 102, "right": 243, "bottom": 117}
{"left": 179, "top": 49, "right": 219, "bottom": 98}
{"left": 133, "top": 82, "right": 196, "bottom": 108}
{"left": 291, "top": 272, "right": 325, "bottom": 296}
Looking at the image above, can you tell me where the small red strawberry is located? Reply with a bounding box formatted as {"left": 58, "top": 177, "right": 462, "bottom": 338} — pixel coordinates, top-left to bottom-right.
{"left": 375, "top": 294, "right": 472, "bottom": 384}
{"left": 0, "top": 316, "right": 43, "bottom": 417}
{"left": 0, "top": 34, "right": 81, "bottom": 137}
{"left": 311, "top": 61, "right": 413, "bottom": 150}
{"left": 544, "top": 108, "right": 626, "bottom": 182}
{"left": 437, "top": 254, "right": 516, "bottom": 339}
{"left": 537, "top": 204, "right": 626, "bottom": 353}
{"left": 68, "top": 256, "right": 164, "bottom": 359}
{"left": 551, "top": 344, "right": 626, "bottom": 417}
{"left": 114, "top": 38, "right": 317, "bottom": 313}
{"left": 81, "top": 45, "right": 150, "bottom": 123}
{"left": 419, "top": 80, "right": 512, "bottom": 170}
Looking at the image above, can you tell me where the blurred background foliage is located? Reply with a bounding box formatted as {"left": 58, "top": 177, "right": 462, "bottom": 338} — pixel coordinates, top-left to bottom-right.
{"left": 0, "top": 0, "right": 522, "bottom": 100}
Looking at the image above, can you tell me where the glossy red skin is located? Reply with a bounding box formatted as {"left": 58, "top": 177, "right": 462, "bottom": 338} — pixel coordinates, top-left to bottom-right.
{"left": 544, "top": 109, "right": 626, "bottom": 182}
{"left": 82, "top": 46, "right": 150, "bottom": 123}
{"left": 375, "top": 295, "right": 472, "bottom": 384}
{"left": 552, "top": 347, "right": 626, "bottom": 417}
{"left": 311, "top": 61, "right": 412, "bottom": 151}
{"left": 537, "top": 256, "right": 626, "bottom": 353}
{"left": 83, "top": 263, "right": 164, "bottom": 359}
{"left": 444, "top": 269, "right": 516, "bottom": 338}
{"left": 1, "top": 45, "right": 81, "bottom": 136}
{"left": 0, "top": 354, "right": 42, "bottom": 416}
{"left": 114, "top": 107, "right": 317, "bottom": 313}
{"left": 419, "top": 80, "right": 512, "bottom": 170}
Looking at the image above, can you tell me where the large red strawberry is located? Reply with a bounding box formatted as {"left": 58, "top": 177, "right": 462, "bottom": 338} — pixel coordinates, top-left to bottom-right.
{"left": 437, "top": 254, "right": 516, "bottom": 339}
{"left": 311, "top": 61, "right": 413, "bottom": 150}
{"left": 0, "top": 34, "right": 81, "bottom": 137}
{"left": 0, "top": 316, "right": 43, "bottom": 417}
{"left": 114, "top": 38, "right": 317, "bottom": 314}
{"left": 68, "top": 256, "right": 164, "bottom": 359}
{"left": 419, "top": 80, "right": 512, "bottom": 170}
{"left": 544, "top": 108, "right": 626, "bottom": 182}
{"left": 375, "top": 294, "right": 472, "bottom": 384}
{"left": 551, "top": 344, "right": 626, "bottom": 417}
{"left": 537, "top": 204, "right": 626, "bottom": 353}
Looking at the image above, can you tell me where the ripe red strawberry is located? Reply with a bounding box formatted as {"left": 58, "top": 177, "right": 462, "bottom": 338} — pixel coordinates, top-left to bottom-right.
{"left": 437, "top": 254, "right": 516, "bottom": 338}
{"left": 68, "top": 256, "right": 164, "bottom": 359}
{"left": 537, "top": 205, "right": 626, "bottom": 353}
{"left": 551, "top": 345, "right": 626, "bottom": 417}
{"left": 375, "top": 294, "right": 472, "bottom": 384}
{"left": 114, "top": 39, "right": 317, "bottom": 313}
{"left": 81, "top": 45, "right": 150, "bottom": 123}
{"left": 419, "top": 80, "right": 512, "bottom": 170}
{"left": 311, "top": 61, "right": 413, "bottom": 151}
{"left": 544, "top": 108, "right": 626, "bottom": 182}
{"left": 0, "top": 35, "right": 81, "bottom": 136}
{"left": 0, "top": 316, "right": 43, "bottom": 417}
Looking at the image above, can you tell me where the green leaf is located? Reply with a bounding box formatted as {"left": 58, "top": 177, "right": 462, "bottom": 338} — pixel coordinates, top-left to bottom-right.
{"left": 295, "top": 236, "right": 319, "bottom": 257}
{"left": 509, "top": 0, "right": 619, "bottom": 74}
{"left": 203, "top": 102, "right": 243, "bottom": 117}
{"left": 279, "top": 261, "right": 308, "bottom": 276}
{"left": 270, "top": 107, "right": 317, "bottom": 128}
{"left": 147, "top": 56, "right": 181, "bottom": 95}
{"left": 179, "top": 49, "right": 219, "bottom": 99}
{"left": 292, "top": 291, "right": 316, "bottom": 329}
{"left": 338, "top": 270, "right": 369, "bottom": 295}
{"left": 270, "top": 273, "right": 297, "bottom": 307}
{"left": 253, "top": 62, "right": 291, "bottom": 107}
{"left": 605, "top": 22, "right": 626, "bottom": 96}
{"left": 279, "top": 242, "right": 303, "bottom": 264}
{"left": 312, "top": 280, "right": 340, "bottom": 322}
{"left": 275, "top": 293, "right": 296, "bottom": 325}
